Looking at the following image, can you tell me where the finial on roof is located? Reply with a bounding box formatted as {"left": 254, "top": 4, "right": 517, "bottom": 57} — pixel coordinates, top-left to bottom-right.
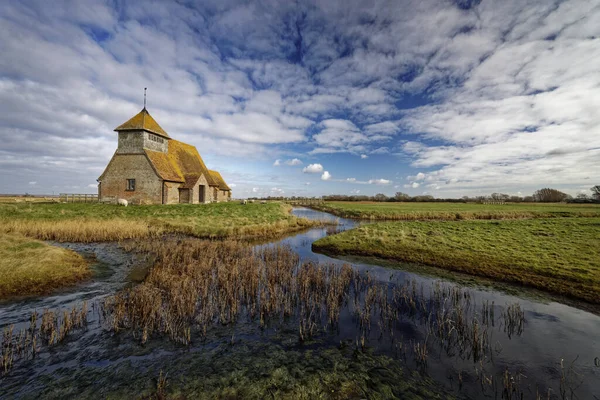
{"left": 143, "top": 87, "right": 147, "bottom": 110}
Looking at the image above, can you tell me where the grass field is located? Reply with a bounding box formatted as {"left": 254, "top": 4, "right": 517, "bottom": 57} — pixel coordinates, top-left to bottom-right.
{"left": 0, "top": 202, "right": 320, "bottom": 242}
{"left": 0, "top": 232, "right": 90, "bottom": 299}
{"left": 313, "top": 218, "right": 600, "bottom": 303}
{"left": 309, "top": 201, "right": 600, "bottom": 220}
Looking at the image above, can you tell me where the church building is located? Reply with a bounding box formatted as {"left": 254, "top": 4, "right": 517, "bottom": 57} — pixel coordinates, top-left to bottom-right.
{"left": 98, "top": 107, "right": 231, "bottom": 204}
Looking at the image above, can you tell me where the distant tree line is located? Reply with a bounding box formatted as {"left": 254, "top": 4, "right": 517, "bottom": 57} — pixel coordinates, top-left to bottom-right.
{"left": 268, "top": 185, "right": 600, "bottom": 203}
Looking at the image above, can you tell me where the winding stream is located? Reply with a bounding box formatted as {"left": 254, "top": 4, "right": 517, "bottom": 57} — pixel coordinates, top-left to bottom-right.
{"left": 0, "top": 207, "right": 599, "bottom": 399}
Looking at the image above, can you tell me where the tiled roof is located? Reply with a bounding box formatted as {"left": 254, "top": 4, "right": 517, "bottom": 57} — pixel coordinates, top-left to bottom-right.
{"left": 208, "top": 170, "right": 231, "bottom": 191}
{"left": 114, "top": 108, "right": 170, "bottom": 138}
{"left": 145, "top": 149, "right": 184, "bottom": 183}
{"left": 145, "top": 140, "right": 219, "bottom": 188}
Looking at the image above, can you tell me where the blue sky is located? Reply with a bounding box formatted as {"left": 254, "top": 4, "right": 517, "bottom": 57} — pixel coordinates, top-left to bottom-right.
{"left": 0, "top": 0, "right": 599, "bottom": 198}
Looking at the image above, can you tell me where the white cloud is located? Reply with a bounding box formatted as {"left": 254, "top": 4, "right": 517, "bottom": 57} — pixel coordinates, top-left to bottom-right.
{"left": 350, "top": 189, "right": 360, "bottom": 194}
{"left": 1, "top": 1, "right": 598, "bottom": 196}
{"left": 252, "top": 187, "right": 259, "bottom": 193}
{"left": 87, "top": 184, "right": 97, "bottom": 188}
{"left": 29, "top": 181, "right": 37, "bottom": 185}
{"left": 360, "top": 154, "right": 368, "bottom": 159}
{"left": 311, "top": 118, "right": 393, "bottom": 154}
{"left": 285, "top": 158, "right": 302, "bottom": 166}
{"left": 303, "top": 163, "right": 324, "bottom": 173}
{"left": 321, "top": 171, "right": 332, "bottom": 181}
{"left": 229, "top": 183, "right": 237, "bottom": 187}
{"left": 368, "top": 179, "right": 391, "bottom": 185}
{"left": 346, "top": 178, "right": 356, "bottom": 182}
{"left": 273, "top": 159, "right": 281, "bottom": 166}
{"left": 304, "top": 182, "right": 310, "bottom": 185}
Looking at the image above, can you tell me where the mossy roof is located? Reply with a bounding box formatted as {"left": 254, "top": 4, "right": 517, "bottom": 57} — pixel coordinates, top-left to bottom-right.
{"left": 208, "top": 170, "right": 231, "bottom": 191}
{"left": 114, "top": 108, "right": 170, "bottom": 138}
{"left": 111, "top": 108, "right": 229, "bottom": 190}
{"left": 145, "top": 140, "right": 219, "bottom": 188}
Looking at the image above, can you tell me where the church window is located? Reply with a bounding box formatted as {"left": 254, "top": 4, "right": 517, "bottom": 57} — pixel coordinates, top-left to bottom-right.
{"left": 149, "top": 134, "right": 164, "bottom": 144}
{"left": 126, "top": 179, "right": 136, "bottom": 191}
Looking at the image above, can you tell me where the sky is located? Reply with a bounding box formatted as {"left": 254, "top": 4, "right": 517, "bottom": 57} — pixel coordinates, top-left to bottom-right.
{"left": 0, "top": 0, "right": 599, "bottom": 198}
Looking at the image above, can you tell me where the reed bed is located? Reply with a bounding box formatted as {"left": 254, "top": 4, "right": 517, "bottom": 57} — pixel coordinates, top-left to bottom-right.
{"left": 0, "top": 215, "right": 323, "bottom": 243}
{"left": 0, "top": 202, "right": 325, "bottom": 243}
{"left": 102, "top": 239, "right": 357, "bottom": 344}
{"left": 100, "top": 239, "right": 525, "bottom": 368}
{"left": 1, "top": 303, "right": 88, "bottom": 374}
{"left": 1, "top": 219, "right": 159, "bottom": 242}
{"left": 3, "top": 238, "right": 568, "bottom": 398}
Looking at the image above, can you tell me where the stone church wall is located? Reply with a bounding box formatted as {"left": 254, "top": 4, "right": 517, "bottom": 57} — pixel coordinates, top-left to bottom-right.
{"left": 100, "top": 154, "right": 163, "bottom": 204}
{"left": 164, "top": 182, "right": 181, "bottom": 204}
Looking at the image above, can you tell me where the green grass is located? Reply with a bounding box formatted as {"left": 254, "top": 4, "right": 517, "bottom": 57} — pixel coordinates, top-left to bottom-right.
{"left": 0, "top": 202, "right": 321, "bottom": 242}
{"left": 0, "top": 232, "right": 90, "bottom": 299}
{"left": 313, "top": 218, "right": 600, "bottom": 303}
{"left": 310, "top": 201, "right": 600, "bottom": 220}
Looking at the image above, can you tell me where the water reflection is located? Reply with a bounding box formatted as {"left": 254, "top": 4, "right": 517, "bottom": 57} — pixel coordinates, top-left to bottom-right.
{"left": 285, "top": 207, "right": 600, "bottom": 398}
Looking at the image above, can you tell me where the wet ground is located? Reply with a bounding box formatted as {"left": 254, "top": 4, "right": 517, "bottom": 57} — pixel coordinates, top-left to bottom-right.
{"left": 0, "top": 208, "right": 599, "bottom": 399}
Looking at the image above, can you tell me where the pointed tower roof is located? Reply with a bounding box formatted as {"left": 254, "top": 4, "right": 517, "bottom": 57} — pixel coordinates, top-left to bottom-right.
{"left": 114, "top": 108, "right": 170, "bottom": 138}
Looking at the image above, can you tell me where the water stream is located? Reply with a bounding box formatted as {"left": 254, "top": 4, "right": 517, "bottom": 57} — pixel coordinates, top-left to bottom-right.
{"left": 0, "top": 207, "right": 598, "bottom": 399}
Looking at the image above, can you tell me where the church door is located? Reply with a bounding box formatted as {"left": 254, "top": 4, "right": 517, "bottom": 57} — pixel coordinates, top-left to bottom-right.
{"left": 199, "top": 185, "right": 206, "bottom": 203}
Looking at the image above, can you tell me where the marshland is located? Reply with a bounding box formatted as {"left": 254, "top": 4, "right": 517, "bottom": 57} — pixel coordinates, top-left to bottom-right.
{"left": 0, "top": 203, "right": 599, "bottom": 399}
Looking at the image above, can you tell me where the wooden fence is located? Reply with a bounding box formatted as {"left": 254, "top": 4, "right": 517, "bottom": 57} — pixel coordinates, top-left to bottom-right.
{"left": 285, "top": 199, "right": 325, "bottom": 206}
{"left": 59, "top": 193, "right": 99, "bottom": 203}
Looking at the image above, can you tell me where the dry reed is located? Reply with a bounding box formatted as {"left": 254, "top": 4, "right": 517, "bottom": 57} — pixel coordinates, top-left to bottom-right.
{"left": 1, "top": 302, "right": 88, "bottom": 375}
{"left": 1, "top": 219, "right": 159, "bottom": 242}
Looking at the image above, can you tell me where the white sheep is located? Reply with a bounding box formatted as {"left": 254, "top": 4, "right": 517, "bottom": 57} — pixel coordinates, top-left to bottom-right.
{"left": 240, "top": 199, "right": 247, "bottom": 205}
{"left": 117, "top": 198, "right": 128, "bottom": 207}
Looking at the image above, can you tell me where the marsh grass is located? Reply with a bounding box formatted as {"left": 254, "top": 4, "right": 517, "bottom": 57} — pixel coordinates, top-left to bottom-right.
{"left": 0, "top": 232, "right": 90, "bottom": 299}
{"left": 0, "top": 202, "right": 322, "bottom": 242}
{"left": 101, "top": 239, "right": 524, "bottom": 370}
{"left": 102, "top": 239, "right": 357, "bottom": 344}
{"left": 2, "top": 238, "right": 570, "bottom": 399}
{"left": 313, "top": 218, "right": 600, "bottom": 303}
{"left": 1, "top": 302, "right": 88, "bottom": 374}
{"left": 310, "top": 201, "right": 600, "bottom": 221}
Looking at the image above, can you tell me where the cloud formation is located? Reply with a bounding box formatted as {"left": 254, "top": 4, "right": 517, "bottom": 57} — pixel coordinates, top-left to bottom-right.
{"left": 303, "top": 163, "right": 324, "bottom": 174}
{"left": 0, "top": 0, "right": 597, "bottom": 196}
{"left": 285, "top": 158, "right": 303, "bottom": 166}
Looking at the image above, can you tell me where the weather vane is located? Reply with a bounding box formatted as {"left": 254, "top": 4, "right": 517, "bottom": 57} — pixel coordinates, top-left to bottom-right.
{"left": 144, "top": 87, "right": 147, "bottom": 109}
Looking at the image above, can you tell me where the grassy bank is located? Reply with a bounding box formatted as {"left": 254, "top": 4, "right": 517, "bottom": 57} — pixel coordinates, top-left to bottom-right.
{"left": 0, "top": 232, "right": 90, "bottom": 299}
{"left": 0, "top": 202, "right": 321, "bottom": 242}
{"left": 313, "top": 218, "right": 600, "bottom": 303}
{"left": 309, "top": 201, "right": 600, "bottom": 220}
